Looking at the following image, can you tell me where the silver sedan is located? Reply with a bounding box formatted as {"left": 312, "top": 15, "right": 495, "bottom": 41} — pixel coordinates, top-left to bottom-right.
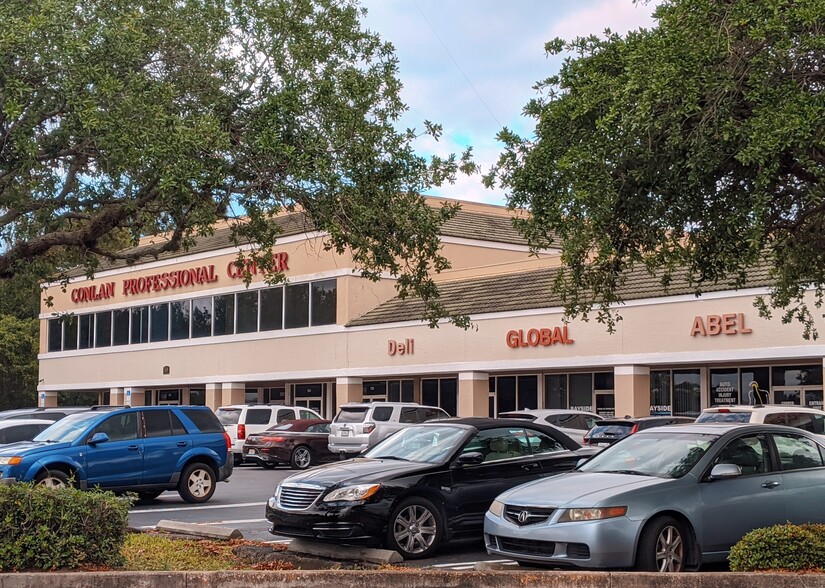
{"left": 484, "top": 423, "right": 825, "bottom": 571}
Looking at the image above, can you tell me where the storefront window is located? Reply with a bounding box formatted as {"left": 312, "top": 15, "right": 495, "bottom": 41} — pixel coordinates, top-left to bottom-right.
{"left": 48, "top": 318, "right": 62, "bottom": 352}
{"left": 149, "top": 303, "right": 169, "bottom": 342}
{"left": 650, "top": 370, "right": 671, "bottom": 415}
{"left": 569, "top": 374, "right": 593, "bottom": 412}
{"left": 285, "top": 283, "right": 309, "bottom": 329}
{"left": 596, "top": 394, "right": 615, "bottom": 418}
{"left": 130, "top": 306, "right": 149, "bottom": 344}
{"left": 191, "top": 297, "right": 212, "bottom": 338}
{"left": 95, "top": 311, "right": 111, "bottom": 348}
{"left": 260, "top": 287, "right": 283, "bottom": 331}
{"left": 63, "top": 315, "right": 78, "bottom": 351}
{"left": 113, "top": 309, "right": 129, "bottom": 346}
{"left": 673, "top": 369, "right": 701, "bottom": 417}
{"left": 170, "top": 300, "right": 190, "bottom": 340}
{"left": 364, "top": 381, "right": 387, "bottom": 401}
{"left": 79, "top": 314, "right": 94, "bottom": 349}
{"left": 422, "top": 378, "right": 457, "bottom": 416}
{"left": 188, "top": 389, "right": 206, "bottom": 406}
{"left": 236, "top": 291, "right": 259, "bottom": 334}
{"left": 741, "top": 367, "right": 770, "bottom": 404}
{"left": 594, "top": 372, "right": 614, "bottom": 391}
{"left": 213, "top": 294, "right": 235, "bottom": 336}
{"left": 544, "top": 374, "right": 567, "bottom": 409}
{"left": 772, "top": 365, "right": 823, "bottom": 387}
{"left": 774, "top": 389, "right": 801, "bottom": 405}
{"left": 495, "top": 376, "right": 516, "bottom": 414}
{"left": 710, "top": 368, "right": 739, "bottom": 406}
{"left": 311, "top": 279, "right": 337, "bottom": 326}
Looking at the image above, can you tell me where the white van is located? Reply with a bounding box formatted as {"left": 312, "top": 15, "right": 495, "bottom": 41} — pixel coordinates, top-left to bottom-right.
{"left": 216, "top": 404, "right": 322, "bottom": 464}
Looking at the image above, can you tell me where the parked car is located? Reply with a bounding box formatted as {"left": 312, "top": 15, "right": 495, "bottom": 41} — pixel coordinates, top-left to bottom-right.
{"left": 0, "top": 419, "right": 54, "bottom": 444}
{"left": 327, "top": 402, "right": 450, "bottom": 457}
{"left": 243, "top": 419, "right": 334, "bottom": 470}
{"left": 582, "top": 416, "right": 695, "bottom": 447}
{"left": 498, "top": 409, "right": 603, "bottom": 442}
{"left": 696, "top": 404, "right": 825, "bottom": 435}
{"left": 0, "top": 406, "right": 119, "bottom": 422}
{"left": 216, "top": 404, "right": 322, "bottom": 465}
{"left": 485, "top": 423, "right": 825, "bottom": 571}
{"left": 0, "top": 405, "right": 232, "bottom": 503}
{"left": 266, "top": 417, "right": 598, "bottom": 559}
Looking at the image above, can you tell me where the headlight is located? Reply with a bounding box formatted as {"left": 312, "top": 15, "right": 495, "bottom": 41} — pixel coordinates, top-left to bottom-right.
{"left": 267, "top": 496, "right": 278, "bottom": 510}
{"left": 0, "top": 457, "right": 21, "bottom": 466}
{"left": 323, "top": 484, "right": 380, "bottom": 502}
{"left": 558, "top": 506, "right": 627, "bottom": 522}
{"left": 488, "top": 499, "right": 504, "bottom": 518}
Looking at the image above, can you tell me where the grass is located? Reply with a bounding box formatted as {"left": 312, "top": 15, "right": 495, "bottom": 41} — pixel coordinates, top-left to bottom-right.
{"left": 121, "top": 533, "right": 294, "bottom": 571}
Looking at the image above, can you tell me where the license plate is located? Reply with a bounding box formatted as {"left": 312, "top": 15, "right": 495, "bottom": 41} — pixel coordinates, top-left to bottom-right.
{"left": 341, "top": 430, "right": 349, "bottom": 437}
{"left": 597, "top": 442, "right": 610, "bottom": 447}
{"left": 247, "top": 449, "right": 258, "bottom": 454}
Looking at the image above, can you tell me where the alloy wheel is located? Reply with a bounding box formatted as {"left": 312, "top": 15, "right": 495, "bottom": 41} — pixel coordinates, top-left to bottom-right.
{"left": 294, "top": 447, "right": 311, "bottom": 468}
{"left": 655, "top": 524, "right": 684, "bottom": 572}
{"left": 187, "top": 468, "right": 213, "bottom": 499}
{"left": 393, "top": 504, "right": 437, "bottom": 555}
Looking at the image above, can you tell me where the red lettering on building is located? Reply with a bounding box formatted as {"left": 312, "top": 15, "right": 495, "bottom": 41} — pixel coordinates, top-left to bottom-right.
{"left": 227, "top": 252, "right": 290, "bottom": 279}
{"left": 121, "top": 265, "right": 218, "bottom": 298}
{"left": 506, "top": 326, "right": 574, "bottom": 348}
{"left": 690, "top": 313, "right": 752, "bottom": 336}
{"left": 388, "top": 338, "right": 414, "bottom": 356}
{"left": 70, "top": 282, "right": 116, "bottom": 304}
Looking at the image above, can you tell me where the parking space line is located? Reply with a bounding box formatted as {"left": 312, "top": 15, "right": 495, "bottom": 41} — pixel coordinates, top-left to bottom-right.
{"left": 130, "top": 501, "right": 265, "bottom": 513}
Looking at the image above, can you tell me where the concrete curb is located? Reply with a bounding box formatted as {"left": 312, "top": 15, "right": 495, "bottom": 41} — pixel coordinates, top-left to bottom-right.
{"left": 288, "top": 539, "right": 403, "bottom": 565}
{"left": 155, "top": 519, "right": 243, "bottom": 540}
{"left": 2, "top": 571, "right": 825, "bottom": 588}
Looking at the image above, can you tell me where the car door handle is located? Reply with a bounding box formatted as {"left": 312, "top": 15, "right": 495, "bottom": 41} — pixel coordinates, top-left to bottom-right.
{"left": 521, "top": 462, "right": 539, "bottom": 471}
{"left": 761, "top": 480, "right": 780, "bottom": 489}
{"left": 127, "top": 445, "right": 140, "bottom": 451}
{"left": 177, "top": 441, "right": 188, "bottom": 447}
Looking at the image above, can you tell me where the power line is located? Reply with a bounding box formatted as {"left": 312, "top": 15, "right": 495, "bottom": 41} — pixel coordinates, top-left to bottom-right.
{"left": 412, "top": 0, "right": 503, "bottom": 130}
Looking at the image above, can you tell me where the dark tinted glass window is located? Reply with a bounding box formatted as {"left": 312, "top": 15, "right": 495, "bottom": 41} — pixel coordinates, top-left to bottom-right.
{"left": 260, "top": 288, "right": 283, "bottom": 331}
{"left": 94, "top": 412, "right": 139, "bottom": 441}
{"left": 544, "top": 374, "right": 567, "bottom": 409}
{"left": 236, "top": 291, "right": 258, "bottom": 333}
{"left": 518, "top": 376, "right": 538, "bottom": 411}
{"left": 170, "top": 300, "right": 190, "bottom": 340}
{"left": 150, "top": 303, "right": 169, "bottom": 342}
{"left": 63, "top": 315, "right": 78, "bottom": 351}
{"left": 526, "top": 428, "right": 566, "bottom": 454}
{"left": 334, "top": 407, "right": 367, "bottom": 423}
{"left": 402, "top": 380, "right": 414, "bottom": 403}
{"left": 191, "top": 297, "right": 212, "bottom": 338}
{"left": 48, "top": 319, "right": 62, "bottom": 352}
{"left": 594, "top": 372, "right": 614, "bottom": 390}
{"left": 774, "top": 390, "right": 801, "bottom": 405}
{"left": 422, "top": 379, "right": 438, "bottom": 408}
{"left": 213, "top": 294, "right": 235, "bottom": 336}
{"left": 388, "top": 381, "right": 400, "bottom": 402}
{"left": 650, "top": 370, "right": 671, "bottom": 415}
{"left": 95, "top": 311, "right": 111, "bottom": 347}
{"left": 773, "top": 365, "right": 823, "bottom": 387}
{"left": 569, "top": 374, "right": 593, "bottom": 412}
{"left": 144, "top": 410, "right": 173, "bottom": 438}
{"left": 3, "top": 424, "right": 48, "bottom": 443}
{"left": 310, "top": 279, "right": 337, "bottom": 326}
{"left": 441, "top": 379, "right": 457, "bottom": 416}
{"left": 496, "top": 376, "right": 516, "bottom": 414}
{"left": 181, "top": 408, "right": 223, "bottom": 433}
{"left": 774, "top": 434, "right": 824, "bottom": 470}
{"left": 188, "top": 389, "right": 206, "bottom": 406}
{"left": 131, "top": 306, "right": 149, "bottom": 344}
{"left": 285, "top": 283, "right": 309, "bottom": 329}
{"left": 113, "top": 309, "right": 130, "bottom": 346}
{"left": 400, "top": 407, "right": 419, "bottom": 423}
{"left": 170, "top": 411, "right": 187, "bottom": 435}
{"left": 246, "top": 408, "right": 271, "bottom": 425}
{"left": 372, "top": 407, "right": 394, "bottom": 422}
{"left": 673, "top": 369, "right": 701, "bottom": 417}
{"left": 78, "top": 314, "right": 94, "bottom": 349}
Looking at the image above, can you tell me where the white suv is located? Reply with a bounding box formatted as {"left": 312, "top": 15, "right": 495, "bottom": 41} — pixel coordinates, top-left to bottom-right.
{"left": 327, "top": 402, "right": 449, "bottom": 457}
{"left": 216, "top": 404, "right": 322, "bottom": 464}
{"left": 696, "top": 405, "right": 825, "bottom": 435}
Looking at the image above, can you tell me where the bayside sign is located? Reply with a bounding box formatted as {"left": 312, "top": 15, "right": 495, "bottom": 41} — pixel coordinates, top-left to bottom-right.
{"left": 69, "top": 253, "right": 290, "bottom": 304}
{"left": 506, "top": 327, "right": 574, "bottom": 348}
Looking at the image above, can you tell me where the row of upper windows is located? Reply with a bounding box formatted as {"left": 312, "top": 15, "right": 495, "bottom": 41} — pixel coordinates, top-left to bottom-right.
{"left": 47, "top": 279, "right": 337, "bottom": 353}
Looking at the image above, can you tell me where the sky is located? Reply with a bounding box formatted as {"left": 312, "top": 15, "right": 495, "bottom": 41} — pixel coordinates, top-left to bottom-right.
{"left": 358, "top": 0, "right": 661, "bottom": 206}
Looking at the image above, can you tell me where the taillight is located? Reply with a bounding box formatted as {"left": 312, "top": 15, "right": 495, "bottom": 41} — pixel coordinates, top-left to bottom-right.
{"left": 223, "top": 432, "right": 232, "bottom": 449}
{"left": 718, "top": 408, "right": 730, "bottom": 413}
{"left": 629, "top": 424, "right": 639, "bottom": 434}
{"left": 363, "top": 422, "right": 376, "bottom": 434}
{"left": 262, "top": 436, "right": 286, "bottom": 443}
{"left": 238, "top": 424, "right": 246, "bottom": 440}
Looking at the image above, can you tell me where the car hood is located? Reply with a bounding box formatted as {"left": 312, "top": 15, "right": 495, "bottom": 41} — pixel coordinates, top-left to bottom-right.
{"left": 0, "top": 441, "right": 73, "bottom": 456}
{"left": 497, "top": 471, "right": 674, "bottom": 507}
{"left": 281, "top": 457, "right": 434, "bottom": 486}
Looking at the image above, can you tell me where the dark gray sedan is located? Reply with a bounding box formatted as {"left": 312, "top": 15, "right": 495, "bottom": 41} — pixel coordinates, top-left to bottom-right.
{"left": 484, "top": 423, "right": 825, "bottom": 571}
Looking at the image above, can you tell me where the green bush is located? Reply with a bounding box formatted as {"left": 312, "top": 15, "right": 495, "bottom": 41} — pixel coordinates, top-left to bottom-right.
{"left": 729, "top": 523, "right": 825, "bottom": 572}
{"left": 0, "top": 483, "right": 131, "bottom": 571}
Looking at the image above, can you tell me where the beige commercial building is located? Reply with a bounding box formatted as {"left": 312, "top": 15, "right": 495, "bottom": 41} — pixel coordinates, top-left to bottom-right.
{"left": 38, "top": 199, "right": 825, "bottom": 420}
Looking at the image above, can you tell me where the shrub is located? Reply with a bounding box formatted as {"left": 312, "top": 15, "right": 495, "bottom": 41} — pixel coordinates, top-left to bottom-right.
{"left": 729, "top": 523, "right": 825, "bottom": 572}
{"left": 0, "top": 483, "right": 130, "bottom": 571}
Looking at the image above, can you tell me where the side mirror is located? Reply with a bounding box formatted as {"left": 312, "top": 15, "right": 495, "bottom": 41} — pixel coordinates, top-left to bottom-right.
{"left": 709, "top": 463, "right": 741, "bottom": 480}
{"left": 455, "top": 452, "right": 484, "bottom": 466}
{"left": 88, "top": 432, "right": 109, "bottom": 446}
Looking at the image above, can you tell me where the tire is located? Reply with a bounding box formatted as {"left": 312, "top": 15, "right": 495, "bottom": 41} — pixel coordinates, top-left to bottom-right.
{"left": 289, "top": 446, "right": 312, "bottom": 470}
{"left": 178, "top": 462, "right": 216, "bottom": 504}
{"left": 35, "top": 469, "right": 70, "bottom": 489}
{"left": 635, "top": 516, "right": 689, "bottom": 572}
{"left": 136, "top": 490, "right": 163, "bottom": 504}
{"left": 261, "top": 462, "right": 277, "bottom": 470}
{"left": 386, "top": 496, "right": 442, "bottom": 559}
{"left": 233, "top": 454, "right": 242, "bottom": 467}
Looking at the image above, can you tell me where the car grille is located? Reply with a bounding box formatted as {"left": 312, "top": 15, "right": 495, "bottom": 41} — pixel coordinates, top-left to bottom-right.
{"left": 278, "top": 484, "right": 324, "bottom": 510}
{"left": 504, "top": 505, "right": 556, "bottom": 526}
{"left": 495, "top": 536, "right": 556, "bottom": 556}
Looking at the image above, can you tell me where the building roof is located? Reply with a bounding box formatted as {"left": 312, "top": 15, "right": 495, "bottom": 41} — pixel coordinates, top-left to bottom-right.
{"left": 346, "top": 263, "right": 774, "bottom": 327}
{"left": 65, "top": 205, "right": 536, "bottom": 278}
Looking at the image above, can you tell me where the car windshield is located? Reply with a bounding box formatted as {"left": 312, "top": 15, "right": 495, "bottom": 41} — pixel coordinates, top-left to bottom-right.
{"left": 695, "top": 412, "right": 751, "bottom": 423}
{"left": 363, "top": 425, "right": 467, "bottom": 463}
{"left": 32, "top": 412, "right": 101, "bottom": 444}
{"left": 588, "top": 423, "right": 633, "bottom": 437}
{"left": 578, "top": 431, "right": 719, "bottom": 478}
{"left": 215, "top": 408, "right": 241, "bottom": 425}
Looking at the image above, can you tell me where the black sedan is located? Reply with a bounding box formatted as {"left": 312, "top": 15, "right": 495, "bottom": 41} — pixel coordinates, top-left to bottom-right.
{"left": 265, "top": 417, "right": 597, "bottom": 559}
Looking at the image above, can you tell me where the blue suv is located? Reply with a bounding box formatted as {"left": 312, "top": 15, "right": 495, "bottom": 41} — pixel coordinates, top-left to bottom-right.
{"left": 0, "top": 406, "right": 232, "bottom": 503}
